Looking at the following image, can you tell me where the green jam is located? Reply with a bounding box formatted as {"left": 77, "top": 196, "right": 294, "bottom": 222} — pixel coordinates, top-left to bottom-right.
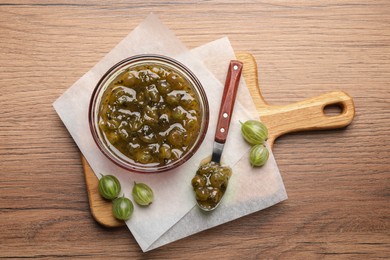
{"left": 192, "top": 161, "right": 232, "bottom": 210}
{"left": 98, "top": 64, "right": 201, "bottom": 166}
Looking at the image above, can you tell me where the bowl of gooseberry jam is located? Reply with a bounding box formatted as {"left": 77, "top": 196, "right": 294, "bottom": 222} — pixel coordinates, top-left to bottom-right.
{"left": 89, "top": 55, "right": 209, "bottom": 173}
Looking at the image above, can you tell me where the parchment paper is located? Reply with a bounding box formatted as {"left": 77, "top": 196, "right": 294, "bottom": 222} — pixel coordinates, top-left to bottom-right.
{"left": 53, "top": 13, "right": 287, "bottom": 252}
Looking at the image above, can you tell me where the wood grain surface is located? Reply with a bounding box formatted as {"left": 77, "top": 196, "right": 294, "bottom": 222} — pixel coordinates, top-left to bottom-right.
{"left": 0, "top": 1, "right": 389, "bottom": 259}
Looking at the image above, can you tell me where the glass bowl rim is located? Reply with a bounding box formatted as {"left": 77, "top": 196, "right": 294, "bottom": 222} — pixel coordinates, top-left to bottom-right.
{"left": 88, "top": 54, "right": 209, "bottom": 173}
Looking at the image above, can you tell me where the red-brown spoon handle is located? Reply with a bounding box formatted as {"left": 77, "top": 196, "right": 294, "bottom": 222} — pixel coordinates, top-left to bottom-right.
{"left": 215, "top": 60, "right": 243, "bottom": 143}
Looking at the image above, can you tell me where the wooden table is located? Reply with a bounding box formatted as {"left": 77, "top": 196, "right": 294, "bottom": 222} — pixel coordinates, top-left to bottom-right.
{"left": 1, "top": 1, "right": 389, "bottom": 258}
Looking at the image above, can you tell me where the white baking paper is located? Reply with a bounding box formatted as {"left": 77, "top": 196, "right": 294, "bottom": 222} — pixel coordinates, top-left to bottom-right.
{"left": 53, "top": 13, "right": 287, "bottom": 252}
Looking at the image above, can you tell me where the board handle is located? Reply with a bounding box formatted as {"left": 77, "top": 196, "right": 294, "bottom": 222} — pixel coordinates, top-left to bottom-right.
{"left": 236, "top": 52, "right": 355, "bottom": 148}
{"left": 260, "top": 91, "right": 355, "bottom": 146}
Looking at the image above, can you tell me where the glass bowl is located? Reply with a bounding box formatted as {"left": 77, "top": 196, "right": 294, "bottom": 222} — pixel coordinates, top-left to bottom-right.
{"left": 89, "top": 54, "right": 209, "bottom": 173}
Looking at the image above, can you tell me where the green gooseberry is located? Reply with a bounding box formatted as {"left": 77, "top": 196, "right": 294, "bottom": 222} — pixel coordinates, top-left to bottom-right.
{"left": 241, "top": 120, "right": 268, "bottom": 145}
{"left": 112, "top": 196, "right": 134, "bottom": 221}
{"left": 98, "top": 174, "right": 121, "bottom": 200}
{"left": 249, "top": 144, "right": 269, "bottom": 167}
{"left": 132, "top": 182, "right": 154, "bottom": 206}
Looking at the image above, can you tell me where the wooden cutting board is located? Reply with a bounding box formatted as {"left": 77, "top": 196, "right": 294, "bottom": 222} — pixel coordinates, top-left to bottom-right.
{"left": 81, "top": 52, "right": 355, "bottom": 228}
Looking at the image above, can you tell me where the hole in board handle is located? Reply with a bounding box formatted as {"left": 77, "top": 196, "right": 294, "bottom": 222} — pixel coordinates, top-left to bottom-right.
{"left": 323, "top": 102, "right": 345, "bottom": 117}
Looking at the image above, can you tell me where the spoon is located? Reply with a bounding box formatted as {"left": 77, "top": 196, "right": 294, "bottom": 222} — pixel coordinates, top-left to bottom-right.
{"left": 192, "top": 60, "right": 243, "bottom": 211}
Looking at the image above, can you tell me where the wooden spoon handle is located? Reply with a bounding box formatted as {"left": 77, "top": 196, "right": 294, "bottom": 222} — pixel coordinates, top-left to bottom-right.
{"left": 215, "top": 60, "right": 243, "bottom": 143}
